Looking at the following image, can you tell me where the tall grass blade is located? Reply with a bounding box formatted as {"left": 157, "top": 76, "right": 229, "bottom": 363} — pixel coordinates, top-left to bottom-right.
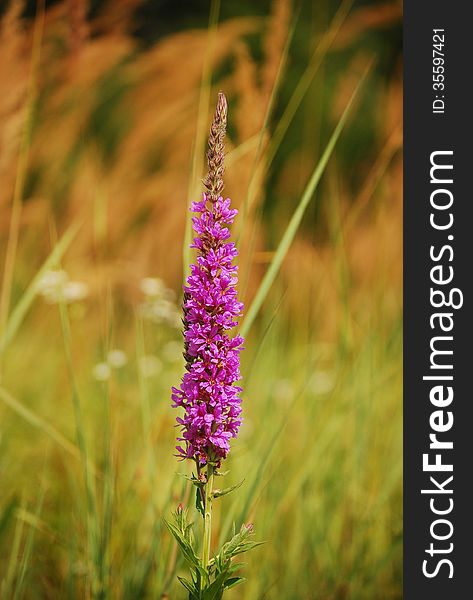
{"left": 0, "top": 222, "right": 81, "bottom": 355}
{"left": 240, "top": 65, "right": 372, "bottom": 338}
{"left": 0, "top": 385, "right": 81, "bottom": 460}
{"left": 0, "top": 497, "right": 18, "bottom": 544}
{"left": 235, "top": 4, "right": 299, "bottom": 242}
{"left": 57, "top": 300, "right": 99, "bottom": 595}
{"left": 2, "top": 496, "right": 26, "bottom": 598}
{"left": 13, "top": 481, "right": 46, "bottom": 599}
{"left": 238, "top": 0, "right": 354, "bottom": 299}
{"left": 267, "top": 0, "right": 354, "bottom": 166}
{"left": 0, "top": 0, "right": 45, "bottom": 349}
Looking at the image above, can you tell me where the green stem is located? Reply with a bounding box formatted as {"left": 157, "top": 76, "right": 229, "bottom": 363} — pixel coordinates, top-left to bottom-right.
{"left": 202, "top": 463, "right": 214, "bottom": 573}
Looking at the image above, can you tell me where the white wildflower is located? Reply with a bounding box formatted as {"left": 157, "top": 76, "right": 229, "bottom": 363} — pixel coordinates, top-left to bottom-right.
{"left": 107, "top": 349, "right": 127, "bottom": 369}
{"left": 93, "top": 362, "right": 111, "bottom": 382}
{"left": 36, "top": 269, "right": 88, "bottom": 304}
{"left": 140, "top": 277, "right": 166, "bottom": 297}
{"left": 139, "top": 277, "right": 179, "bottom": 326}
{"left": 309, "top": 371, "right": 335, "bottom": 395}
{"left": 62, "top": 281, "right": 89, "bottom": 303}
{"left": 37, "top": 270, "right": 68, "bottom": 292}
{"left": 140, "top": 299, "right": 180, "bottom": 326}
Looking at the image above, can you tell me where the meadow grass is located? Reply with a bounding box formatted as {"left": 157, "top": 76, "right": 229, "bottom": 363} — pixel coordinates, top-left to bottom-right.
{"left": 0, "top": 276, "right": 401, "bottom": 598}
{"left": 0, "top": 1, "right": 402, "bottom": 598}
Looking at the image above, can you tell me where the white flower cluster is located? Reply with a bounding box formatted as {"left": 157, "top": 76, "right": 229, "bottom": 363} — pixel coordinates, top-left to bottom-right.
{"left": 308, "top": 371, "right": 335, "bottom": 395}
{"left": 92, "top": 349, "right": 128, "bottom": 381}
{"left": 138, "top": 277, "right": 181, "bottom": 328}
{"left": 93, "top": 350, "right": 169, "bottom": 381}
{"left": 36, "top": 270, "right": 89, "bottom": 304}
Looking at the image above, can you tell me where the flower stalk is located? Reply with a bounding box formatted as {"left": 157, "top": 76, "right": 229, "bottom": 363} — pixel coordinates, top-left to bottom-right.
{"left": 202, "top": 463, "right": 214, "bottom": 571}
{"left": 168, "top": 91, "right": 261, "bottom": 600}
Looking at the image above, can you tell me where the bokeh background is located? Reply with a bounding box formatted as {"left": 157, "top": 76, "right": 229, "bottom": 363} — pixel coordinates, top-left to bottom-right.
{"left": 0, "top": 0, "right": 402, "bottom": 598}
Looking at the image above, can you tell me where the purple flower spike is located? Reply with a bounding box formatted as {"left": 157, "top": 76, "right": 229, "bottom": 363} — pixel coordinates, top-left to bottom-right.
{"left": 172, "top": 92, "right": 244, "bottom": 466}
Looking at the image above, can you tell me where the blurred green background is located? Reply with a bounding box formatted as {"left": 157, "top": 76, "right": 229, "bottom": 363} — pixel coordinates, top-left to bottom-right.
{"left": 0, "top": 0, "right": 402, "bottom": 598}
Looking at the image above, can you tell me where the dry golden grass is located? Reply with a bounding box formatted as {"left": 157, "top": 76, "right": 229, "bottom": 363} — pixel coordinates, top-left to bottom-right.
{"left": 1, "top": 0, "right": 401, "bottom": 311}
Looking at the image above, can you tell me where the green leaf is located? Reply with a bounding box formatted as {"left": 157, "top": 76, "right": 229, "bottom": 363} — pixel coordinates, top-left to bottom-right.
{"left": 0, "top": 497, "right": 18, "bottom": 542}
{"left": 202, "top": 568, "right": 231, "bottom": 600}
{"left": 163, "top": 517, "right": 205, "bottom": 577}
{"left": 214, "top": 469, "right": 229, "bottom": 477}
{"left": 177, "top": 575, "right": 199, "bottom": 598}
{"left": 178, "top": 472, "right": 205, "bottom": 488}
{"left": 201, "top": 560, "right": 248, "bottom": 600}
{"left": 221, "top": 524, "right": 264, "bottom": 561}
{"left": 225, "top": 562, "right": 246, "bottom": 576}
{"left": 177, "top": 472, "right": 195, "bottom": 482}
{"left": 195, "top": 486, "right": 205, "bottom": 519}
{"left": 224, "top": 577, "right": 246, "bottom": 590}
{"left": 232, "top": 540, "right": 265, "bottom": 556}
{"left": 212, "top": 479, "right": 244, "bottom": 499}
